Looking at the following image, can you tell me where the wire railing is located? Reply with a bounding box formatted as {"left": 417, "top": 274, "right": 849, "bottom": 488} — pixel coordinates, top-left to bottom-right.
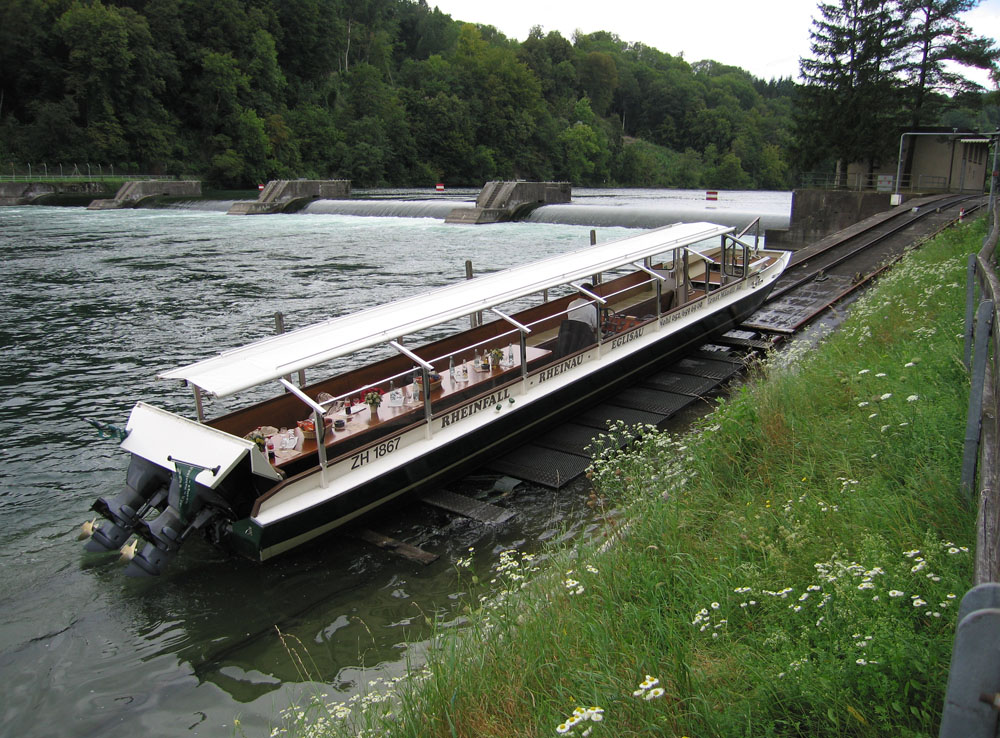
{"left": 799, "top": 171, "right": 950, "bottom": 192}
{"left": 938, "top": 197, "right": 1000, "bottom": 737}
{"left": 2, "top": 163, "right": 179, "bottom": 181}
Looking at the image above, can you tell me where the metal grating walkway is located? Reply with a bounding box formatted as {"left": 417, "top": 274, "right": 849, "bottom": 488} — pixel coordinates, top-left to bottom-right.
{"left": 742, "top": 275, "right": 856, "bottom": 333}
{"left": 575, "top": 403, "right": 667, "bottom": 429}
{"left": 533, "top": 422, "right": 613, "bottom": 456}
{"left": 642, "top": 370, "right": 720, "bottom": 396}
{"left": 672, "top": 355, "right": 743, "bottom": 380}
{"left": 420, "top": 489, "right": 516, "bottom": 524}
{"left": 487, "top": 446, "right": 593, "bottom": 489}
{"left": 688, "top": 346, "right": 748, "bottom": 363}
{"left": 611, "top": 387, "right": 694, "bottom": 417}
{"left": 484, "top": 334, "right": 767, "bottom": 489}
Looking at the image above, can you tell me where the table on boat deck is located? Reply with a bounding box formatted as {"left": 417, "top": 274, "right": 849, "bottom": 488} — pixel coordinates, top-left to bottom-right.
{"left": 269, "top": 344, "right": 551, "bottom": 468}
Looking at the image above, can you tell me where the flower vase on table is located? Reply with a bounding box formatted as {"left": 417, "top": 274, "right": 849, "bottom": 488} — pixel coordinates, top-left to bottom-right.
{"left": 364, "top": 388, "right": 383, "bottom": 425}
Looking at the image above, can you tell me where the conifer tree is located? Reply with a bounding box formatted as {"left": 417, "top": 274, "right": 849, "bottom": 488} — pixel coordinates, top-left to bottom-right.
{"left": 797, "top": 0, "right": 909, "bottom": 177}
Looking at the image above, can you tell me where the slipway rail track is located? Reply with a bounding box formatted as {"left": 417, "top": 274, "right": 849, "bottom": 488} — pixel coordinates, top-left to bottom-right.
{"left": 489, "top": 194, "right": 986, "bottom": 488}
{"left": 747, "top": 193, "right": 984, "bottom": 333}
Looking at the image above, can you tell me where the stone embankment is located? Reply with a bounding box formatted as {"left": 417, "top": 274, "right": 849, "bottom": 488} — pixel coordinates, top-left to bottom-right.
{"left": 227, "top": 180, "right": 351, "bottom": 214}
{"left": 87, "top": 180, "right": 202, "bottom": 209}
{"left": 445, "top": 181, "right": 571, "bottom": 224}
{"left": 0, "top": 180, "right": 113, "bottom": 206}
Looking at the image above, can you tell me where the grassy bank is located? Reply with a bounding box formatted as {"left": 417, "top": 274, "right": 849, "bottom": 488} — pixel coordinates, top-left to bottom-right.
{"left": 277, "top": 218, "right": 984, "bottom": 738}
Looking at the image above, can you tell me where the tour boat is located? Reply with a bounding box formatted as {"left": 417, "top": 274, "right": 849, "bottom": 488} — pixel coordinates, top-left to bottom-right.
{"left": 82, "top": 221, "right": 790, "bottom": 575}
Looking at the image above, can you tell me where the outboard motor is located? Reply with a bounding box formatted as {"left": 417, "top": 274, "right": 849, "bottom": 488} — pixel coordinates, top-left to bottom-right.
{"left": 86, "top": 456, "right": 170, "bottom": 553}
{"left": 124, "top": 457, "right": 233, "bottom": 576}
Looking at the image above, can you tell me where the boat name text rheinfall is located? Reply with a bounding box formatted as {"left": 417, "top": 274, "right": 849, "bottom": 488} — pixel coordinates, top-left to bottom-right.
{"left": 440, "top": 387, "right": 513, "bottom": 428}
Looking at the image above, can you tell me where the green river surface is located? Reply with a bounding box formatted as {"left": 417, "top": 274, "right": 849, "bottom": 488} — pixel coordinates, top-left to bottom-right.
{"left": 0, "top": 189, "right": 790, "bottom": 737}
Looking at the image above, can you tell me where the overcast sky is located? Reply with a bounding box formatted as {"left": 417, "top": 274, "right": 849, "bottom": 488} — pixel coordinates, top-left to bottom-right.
{"left": 430, "top": 0, "right": 1000, "bottom": 87}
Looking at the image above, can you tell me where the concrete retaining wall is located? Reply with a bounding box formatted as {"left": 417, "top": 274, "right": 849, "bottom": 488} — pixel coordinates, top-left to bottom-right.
{"left": 768, "top": 189, "right": 918, "bottom": 247}
{"left": 475, "top": 181, "right": 571, "bottom": 209}
{"left": 0, "top": 181, "right": 113, "bottom": 206}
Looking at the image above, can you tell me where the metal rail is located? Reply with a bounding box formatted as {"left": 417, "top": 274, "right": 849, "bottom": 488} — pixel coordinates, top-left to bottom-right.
{"left": 744, "top": 196, "right": 984, "bottom": 334}
{"left": 768, "top": 195, "right": 978, "bottom": 304}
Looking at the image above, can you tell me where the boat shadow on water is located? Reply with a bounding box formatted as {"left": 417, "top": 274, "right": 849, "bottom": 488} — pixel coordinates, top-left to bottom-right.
{"left": 78, "top": 472, "right": 595, "bottom": 704}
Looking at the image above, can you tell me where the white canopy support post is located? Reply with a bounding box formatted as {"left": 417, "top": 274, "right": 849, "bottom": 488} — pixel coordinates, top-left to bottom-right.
{"left": 590, "top": 231, "right": 600, "bottom": 284}
{"left": 279, "top": 378, "right": 329, "bottom": 487}
{"left": 274, "top": 311, "right": 306, "bottom": 388}
{"left": 572, "top": 282, "right": 608, "bottom": 305}
{"left": 465, "top": 260, "right": 481, "bottom": 328}
{"left": 633, "top": 260, "right": 667, "bottom": 320}
{"left": 490, "top": 308, "right": 533, "bottom": 380}
{"left": 572, "top": 282, "right": 607, "bottom": 346}
{"left": 489, "top": 307, "right": 532, "bottom": 335}
{"left": 274, "top": 312, "right": 291, "bottom": 389}
{"left": 685, "top": 246, "right": 719, "bottom": 264}
{"left": 736, "top": 217, "right": 761, "bottom": 254}
{"left": 390, "top": 341, "right": 435, "bottom": 437}
{"left": 192, "top": 383, "right": 205, "bottom": 422}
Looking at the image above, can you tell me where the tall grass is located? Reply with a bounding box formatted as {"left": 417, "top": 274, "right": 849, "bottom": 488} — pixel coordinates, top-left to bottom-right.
{"left": 276, "top": 218, "right": 984, "bottom": 738}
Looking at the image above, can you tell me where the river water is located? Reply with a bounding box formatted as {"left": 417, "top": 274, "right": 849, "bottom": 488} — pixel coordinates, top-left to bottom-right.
{"left": 0, "top": 189, "right": 790, "bottom": 737}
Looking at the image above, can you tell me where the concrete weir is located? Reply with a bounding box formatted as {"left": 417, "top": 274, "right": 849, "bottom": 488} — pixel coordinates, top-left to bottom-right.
{"left": 445, "top": 181, "right": 571, "bottom": 224}
{"left": 87, "top": 180, "right": 202, "bottom": 209}
{"left": 227, "top": 179, "right": 351, "bottom": 215}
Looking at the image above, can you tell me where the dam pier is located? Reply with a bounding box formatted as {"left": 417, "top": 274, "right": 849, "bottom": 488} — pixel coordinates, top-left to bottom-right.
{"left": 227, "top": 179, "right": 351, "bottom": 214}
{"left": 445, "top": 180, "right": 571, "bottom": 224}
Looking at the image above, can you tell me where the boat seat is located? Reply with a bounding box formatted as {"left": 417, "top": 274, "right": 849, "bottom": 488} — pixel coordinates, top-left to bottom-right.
{"left": 556, "top": 319, "right": 595, "bottom": 357}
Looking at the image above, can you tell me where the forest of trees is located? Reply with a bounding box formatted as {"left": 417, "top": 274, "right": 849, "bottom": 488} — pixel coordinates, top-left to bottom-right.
{"left": 0, "top": 0, "right": 996, "bottom": 190}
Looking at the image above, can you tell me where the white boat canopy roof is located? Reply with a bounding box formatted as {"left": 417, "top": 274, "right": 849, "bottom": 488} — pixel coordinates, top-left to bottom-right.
{"left": 159, "top": 221, "right": 733, "bottom": 397}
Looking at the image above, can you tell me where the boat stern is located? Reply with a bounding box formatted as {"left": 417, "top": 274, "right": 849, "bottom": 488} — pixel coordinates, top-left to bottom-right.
{"left": 85, "top": 402, "right": 280, "bottom": 574}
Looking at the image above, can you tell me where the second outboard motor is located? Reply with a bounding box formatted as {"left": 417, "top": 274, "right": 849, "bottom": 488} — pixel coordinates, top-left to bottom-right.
{"left": 124, "top": 457, "right": 232, "bottom": 576}
{"left": 86, "top": 456, "right": 169, "bottom": 553}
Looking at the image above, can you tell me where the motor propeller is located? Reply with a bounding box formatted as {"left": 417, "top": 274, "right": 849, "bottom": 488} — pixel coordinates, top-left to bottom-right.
{"left": 84, "top": 456, "right": 170, "bottom": 553}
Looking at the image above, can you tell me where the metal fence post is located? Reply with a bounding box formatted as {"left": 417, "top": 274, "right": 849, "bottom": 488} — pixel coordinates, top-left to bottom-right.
{"left": 965, "top": 254, "right": 978, "bottom": 371}
{"left": 939, "top": 583, "right": 1000, "bottom": 738}
{"left": 963, "top": 300, "right": 995, "bottom": 501}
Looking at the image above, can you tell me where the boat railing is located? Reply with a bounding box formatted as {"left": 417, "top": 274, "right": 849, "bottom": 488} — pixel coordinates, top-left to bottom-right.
{"left": 735, "top": 217, "right": 761, "bottom": 246}
{"left": 261, "top": 261, "right": 717, "bottom": 481}
{"left": 426, "top": 323, "right": 525, "bottom": 368}
{"left": 405, "top": 271, "right": 665, "bottom": 372}
{"left": 342, "top": 247, "right": 773, "bottom": 417}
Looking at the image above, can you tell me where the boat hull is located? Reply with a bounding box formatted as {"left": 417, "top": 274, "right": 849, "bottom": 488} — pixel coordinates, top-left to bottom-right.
{"left": 242, "top": 281, "right": 772, "bottom": 560}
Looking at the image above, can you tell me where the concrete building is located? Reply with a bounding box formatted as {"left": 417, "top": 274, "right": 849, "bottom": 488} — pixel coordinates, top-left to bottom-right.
{"left": 846, "top": 127, "right": 992, "bottom": 193}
